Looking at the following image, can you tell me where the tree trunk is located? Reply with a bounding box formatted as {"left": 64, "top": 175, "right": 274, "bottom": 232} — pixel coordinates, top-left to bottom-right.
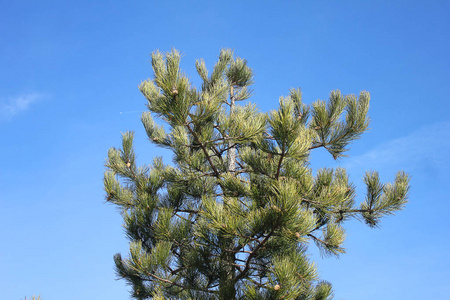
{"left": 219, "top": 86, "right": 236, "bottom": 299}
{"left": 219, "top": 237, "right": 236, "bottom": 300}
{"left": 227, "top": 86, "right": 236, "bottom": 173}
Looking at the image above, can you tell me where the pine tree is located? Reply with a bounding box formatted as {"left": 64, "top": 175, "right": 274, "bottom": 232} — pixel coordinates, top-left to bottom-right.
{"left": 104, "top": 49, "right": 410, "bottom": 300}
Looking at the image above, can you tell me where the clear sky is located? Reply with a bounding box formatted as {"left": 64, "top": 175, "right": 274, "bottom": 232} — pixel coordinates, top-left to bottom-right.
{"left": 1, "top": 1, "right": 449, "bottom": 299}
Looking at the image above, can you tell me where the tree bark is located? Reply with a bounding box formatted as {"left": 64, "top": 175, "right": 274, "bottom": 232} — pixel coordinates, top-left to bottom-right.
{"left": 219, "top": 86, "right": 236, "bottom": 299}
{"left": 227, "top": 86, "right": 236, "bottom": 172}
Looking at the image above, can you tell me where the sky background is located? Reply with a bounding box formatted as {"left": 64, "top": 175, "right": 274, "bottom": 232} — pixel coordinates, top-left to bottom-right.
{"left": 1, "top": 1, "right": 449, "bottom": 299}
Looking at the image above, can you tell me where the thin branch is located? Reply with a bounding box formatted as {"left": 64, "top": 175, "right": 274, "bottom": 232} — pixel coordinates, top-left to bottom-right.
{"left": 234, "top": 225, "right": 277, "bottom": 282}
{"left": 275, "top": 152, "right": 285, "bottom": 179}
{"left": 144, "top": 270, "right": 215, "bottom": 294}
{"left": 186, "top": 124, "right": 220, "bottom": 176}
{"left": 174, "top": 209, "right": 199, "bottom": 214}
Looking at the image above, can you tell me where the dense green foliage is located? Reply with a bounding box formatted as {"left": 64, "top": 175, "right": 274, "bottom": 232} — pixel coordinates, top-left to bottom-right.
{"left": 104, "top": 49, "right": 410, "bottom": 299}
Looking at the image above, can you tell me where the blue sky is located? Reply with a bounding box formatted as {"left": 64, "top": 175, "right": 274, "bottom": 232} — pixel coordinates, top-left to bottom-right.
{"left": 1, "top": 1, "right": 449, "bottom": 299}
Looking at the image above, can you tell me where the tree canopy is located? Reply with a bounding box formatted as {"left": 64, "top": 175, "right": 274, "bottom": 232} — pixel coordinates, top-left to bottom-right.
{"left": 104, "top": 49, "right": 410, "bottom": 299}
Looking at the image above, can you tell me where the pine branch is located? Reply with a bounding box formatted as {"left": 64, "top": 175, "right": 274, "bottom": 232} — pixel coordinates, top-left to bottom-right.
{"left": 275, "top": 152, "right": 285, "bottom": 179}
{"left": 186, "top": 124, "right": 220, "bottom": 176}
{"left": 235, "top": 221, "right": 278, "bottom": 282}
{"left": 143, "top": 270, "right": 215, "bottom": 294}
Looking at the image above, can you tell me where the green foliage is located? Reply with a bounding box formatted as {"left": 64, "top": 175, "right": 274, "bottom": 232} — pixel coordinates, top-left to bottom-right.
{"left": 104, "top": 49, "right": 410, "bottom": 299}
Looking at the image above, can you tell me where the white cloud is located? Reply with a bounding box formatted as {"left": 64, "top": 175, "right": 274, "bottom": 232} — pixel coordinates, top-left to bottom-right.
{"left": 0, "top": 93, "right": 43, "bottom": 121}
{"left": 344, "top": 121, "right": 450, "bottom": 177}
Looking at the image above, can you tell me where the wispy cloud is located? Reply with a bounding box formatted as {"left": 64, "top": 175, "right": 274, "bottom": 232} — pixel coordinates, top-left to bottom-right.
{"left": 344, "top": 121, "right": 450, "bottom": 178}
{"left": 0, "top": 93, "right": 43, "bottom": 121}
